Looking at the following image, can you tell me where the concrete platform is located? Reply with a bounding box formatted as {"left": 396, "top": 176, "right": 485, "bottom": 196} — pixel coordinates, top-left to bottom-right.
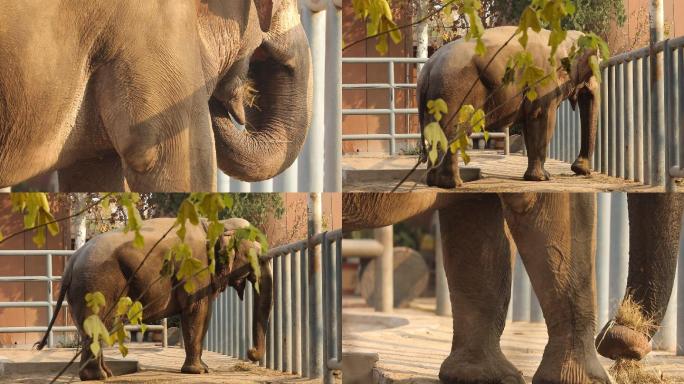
{"left": 0, "top": 344, "right": 329, "bottom": 383}
{"left": 343, "top": 297, "right": 684, "bottom": 383}
{"left": 342, "top": 153, "right": 682, "bottom": 192}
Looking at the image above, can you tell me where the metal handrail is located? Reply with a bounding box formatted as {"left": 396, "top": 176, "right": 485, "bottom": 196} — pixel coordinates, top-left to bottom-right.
{"left": 0, "top": 250, "right": 165, "bottom": 347}
{"left": 205, "top": 230, "right": 342, "bottom": 382}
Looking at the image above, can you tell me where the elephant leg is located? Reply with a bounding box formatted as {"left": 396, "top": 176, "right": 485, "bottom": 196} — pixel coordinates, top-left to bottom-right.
{"left": 523, "top": 107, "right": 556, "bottom": 181}
{"left": 180, "top": 297, "right": 211, "bottom": 374}
{"left": 99, "top": 349, "right": 113, "bottom": 378}
{"left": 571, "top": 80, "right": 599, "bottom": 176}
{"left": 596, "top": 193, "right": 684, "bottom": 360}
{"left": 78, "top": 336, "right": 108, "bottom": 381}
{"left": 502, "top": 193, "right": 610, "bottom": 384}
{"left": 199, "top": 301, "right": 215, "bottom": 372}
{"left": 437, "top": 194, "right": 524, "bottom": 384}
{"left": 58, "top": 153, "right": 126, "bottom": 192}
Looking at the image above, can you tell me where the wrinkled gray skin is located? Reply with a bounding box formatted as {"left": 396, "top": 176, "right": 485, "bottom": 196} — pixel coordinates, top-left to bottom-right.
{"left": 418, "top": 26, "right": 598, "bottom": 187}
{"left": 0, "top": 0, "right": 312, "bottom": 192}
{"left": 37, "top": 218, "right": 273, "bottom": 381}
{"left": 344, "top": 192, "right": 682, "bottom": 384}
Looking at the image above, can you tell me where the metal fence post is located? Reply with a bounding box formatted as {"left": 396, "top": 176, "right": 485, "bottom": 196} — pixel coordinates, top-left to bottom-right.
{"left": 293, "top": 249, "right": 303, "bottom": 374}
{"left": 609, "top": 66, "right": 617, "bottom": 176}
{"left": 644, "top": 57, "right": 652, "bottom": 185}
{"left": 665, "top": 42, "right": 675, "bottom": 191}
{"left": 512, "top": 253, "right": 530, "bottom": 322}
{"left": 651, "top": 0, "right": 666, "bottom": 186}
{"left": 617, "top": 63, "right": 625, "bottom": 178}
{"left": 283, "top": 251, "right": 293, "bottom": 373}
{"left": 308, "top": 193, "right": 324, "bottom": 377}
{"left": 625, "top": 60, "right": 634, "bottom": 180}
{"left": 324, "top": 0, "right": 342, "bottom": 192}
{"left": 46, "top": 253, "right": 54, "bottom": 348}
{"left": 433, "top": 212, "right": 451, "bottom": 317}
{"left": 635, "top": 58, "right": 644, "bottom": 182}
{"left": 374, "top": 226, "right": 394, "bottom": 313}
{"left": 274, "top": 256, "right": 283, "bottom": 370}
{"left": 601, "top": 66, "right": 609, "bottom": 174}
{"left": 609, "top": 192, "right": 629, "bottom": 312}
{"left": 596, "top": 193, "right": 612, "bottom": 327}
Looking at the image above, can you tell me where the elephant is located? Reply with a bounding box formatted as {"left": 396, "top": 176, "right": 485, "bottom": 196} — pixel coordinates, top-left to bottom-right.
{"left": 36, "top": 217, "right": 273, "bottom": 381}
{"left": 418, "top": 26, "right": 599, "bottom": 187}
{"left": 0, "top": 0, "right": 311, "bottom": 192}
{"left": 343, "top": 192, "right": 684, "bottom": 384}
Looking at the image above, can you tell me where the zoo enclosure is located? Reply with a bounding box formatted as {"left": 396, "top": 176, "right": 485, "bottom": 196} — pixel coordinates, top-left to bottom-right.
{"left": 342, "top": 57, "right": 510, "bottom": 155}
{"left": 551, "top": 35, "right": 684, "bottom": 190}
{"left": 0, "top": 250, "right": 166, "bottom": 348}
{"left": 203, "top": 229, "right": 343, "bottom": 383}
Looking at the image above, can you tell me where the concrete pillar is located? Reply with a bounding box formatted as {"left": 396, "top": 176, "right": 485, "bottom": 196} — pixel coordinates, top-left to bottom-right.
{"left": 73, "top": 194, "right": 87, "bottom": 249}
{"left": 374, "top": 226, "right": 394, "bottom": 313}
{"left": 433, "top": 212, "right": 451, "bottom": 317}
{"left": 609, "top": 192, "right": 629, "bottom": 313}
{"left": 512, "top": 253, "right": 530, "bottom": 322}
{"left": 596, "top": 193, "right": 612, "bottom": 327}
{"left": 217, "top": 172, "right": 230, "bottom": 192}
{"left": 299, "top": 1, "right": 327, "bottom": 192}
{"left": 324, "top": 0, "right": 342, "bottom": 192}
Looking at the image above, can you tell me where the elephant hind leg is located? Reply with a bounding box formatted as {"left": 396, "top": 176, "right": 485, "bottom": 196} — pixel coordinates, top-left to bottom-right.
{"left": 502, "top": 193, "right": 610, "bottom": 384}
{"left": 437, "top": 194, "right": 523, "bottom": 384}
{"left": 522, "top": 107, "right": 556, "bottom": 181}
{"left": 78, "top": 338, "right": 109, "bottom": 381}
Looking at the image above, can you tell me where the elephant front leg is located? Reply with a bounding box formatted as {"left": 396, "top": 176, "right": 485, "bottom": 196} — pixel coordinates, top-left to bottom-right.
{"left": 180, "top": 298, "right": 212, "bottom": 374}
{"left": 502, "top": 193, "right": 610, "bottom": 384}
{"left": 437, "top": 194, "right": 524, "bottom": 384}
{"left": 522, "top": 107, "right": 556, "bottom": 181}
{"left": 571, "top": 80, "right": 599, "bottom": 176}
{"left": 596, "top": 193, "right": 684, "bottom": 360}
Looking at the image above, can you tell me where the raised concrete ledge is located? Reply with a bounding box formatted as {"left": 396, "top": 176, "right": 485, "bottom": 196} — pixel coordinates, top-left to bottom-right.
{"left": 0, "top": 359, "right": 138, "bottom": 376}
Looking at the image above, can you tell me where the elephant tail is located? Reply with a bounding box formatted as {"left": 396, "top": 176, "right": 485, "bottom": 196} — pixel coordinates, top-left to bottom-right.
{"left": 35, "top": 255, "right": 73, "bottom": 350}
{"left": 417, "top": 62, "right": 431, "bottom": 161}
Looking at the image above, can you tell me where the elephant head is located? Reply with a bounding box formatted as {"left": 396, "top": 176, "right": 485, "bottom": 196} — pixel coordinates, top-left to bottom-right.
{"left": 208, "top": 0, "right": 312, "bottom": 182}
{"left": 215, "top": 218, "right": 273, "bottom": 362}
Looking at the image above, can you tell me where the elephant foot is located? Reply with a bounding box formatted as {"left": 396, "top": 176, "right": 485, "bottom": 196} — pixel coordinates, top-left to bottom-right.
{"left": 524, "top": 167, "right": 551, "bottom": 181}
{"left": 79, "top": 359, "right": 108, "bottom": 381}
{"left": 438, "top": 349, "right": 524, "bottom": 384}
{"left": 182, "top": 361, "right": 208, "bottom": 374}
{"left": 595, "top": 322, "right": 651, "bottom": 360}
{"left": 533, "top": 342, "right": 610, "bottom": 384}
{"left": 571, "top": 158, "right": 592, "bottom": 176}
{"left": 201, "top": 359, "right": 210, "bottom": 373}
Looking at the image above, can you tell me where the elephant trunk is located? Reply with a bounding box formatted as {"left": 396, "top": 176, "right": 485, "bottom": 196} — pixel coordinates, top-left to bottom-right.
{"left": 247, "top": 260, "right": 273, "bottom": 362}
{"left": 596, "top": 193, "right": 684, "bottom": 360}
{"left": 343, "top": 192, "right": 463, "bottom": 231}
{"left": 211, "top": 24, "right": 312, "bottom": 182}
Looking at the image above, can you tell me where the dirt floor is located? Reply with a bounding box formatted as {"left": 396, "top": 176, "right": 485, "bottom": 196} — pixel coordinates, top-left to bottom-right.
{"left": 342, "top": 153, "right": 682, "bottom": 193}
{"left": 0, "top": 344, "right": 337, "bottom": 383}
{"left": 343, "top": 297, "right": 684, "bottom": 384}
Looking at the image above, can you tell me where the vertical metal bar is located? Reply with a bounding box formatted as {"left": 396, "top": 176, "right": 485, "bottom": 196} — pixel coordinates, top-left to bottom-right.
{"left": 238, "top": 287, "right": 245, "bottom": 360}
{"left": 301, "top": 247, "right": 310, "bottom": 377}
{"left": 601, "top": 66, "right": 609, "bottom": 174}
{"left": 293, "top": 248, "right": 302, "bottom": 374}
{"left": 229, "top": 290, "right": 234, "bottom": 356}
{"left": 389, "top": 61, "right": 397, "bottom": 155}
{"left": 635, "top": 58, "right": 644, "bottom": 182}
{"left": 246, "top": 280, "right": 253, "bottom": 359}
{"left": 596, "top": 193, "right": 611, "bottom": 327}
{"left": 504, "top": 126, "right": 510, "bottom": 155}
{"left": 680, "top": 47, "right": 684, "bottom": 172}
{"left": 162, "top": 318, "right": 168, "bottom": 348}
{"left": 644, "top": 57, "right": 652, "bottom": 184}
{"left": 625, "top": 60, "right": 634, "bottom": 180}
{"left": 666, "top": 43, "right": 675, "bottom": 191}
{"left": 267, "top": 261, "right": 275, "bottom": 368}
{"left": 336, "top": 238, "right": 343, "bottom": 362}
{"left": 46, "top": 253, "right": 54, "bottom": 348}
{"left": 283, "top": 251, "right": 293, "bottom": 373}
{"left": 609, "top": 192, "right": 629, "bottom": 312}
{"left": 323, "top": 235, "right": 333, "bottom": 383}
{"left": 676, "top": 214, "right": 684, "bottom": 355}
{"left": 512, "top": 253, "right": 530, "bottom": 322}
{"left": 561, "top": 103, "right": 567, "bottom": 162}
{"left": 617, "top": 63, "right": 625, "bottom": 178}
{"left": 433, "top": 212, "right": 450, "bottom": 316}
{"left": 609, "top": 65, "right": 617, "bottom": 176}
{"left": 324, "top": 0, "right": 342, "bottom": 192}
{"left": 220, "top": 292, "right": 226, "bottom": 355}
{"left": 274, "top": 256, "right": 283, "bottom": 371}
{"left": 566, "top": 102, "right": 572, "bottom": 163}
{"left": 309, "top": 194, "right": 324, "bottom": 378}
{"left": 652, "top": 41, "right": 666, "bottom": 187}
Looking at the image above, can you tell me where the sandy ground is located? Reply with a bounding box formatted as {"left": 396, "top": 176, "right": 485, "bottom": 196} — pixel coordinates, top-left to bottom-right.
{"left": 0, "top": 344, "right": 337, "bottom": 383}
{"left": 343, "top": 297, "right": 684, "bottom": 383}
{"left": 342, "top": 153, "right": 682, "bottom": 193}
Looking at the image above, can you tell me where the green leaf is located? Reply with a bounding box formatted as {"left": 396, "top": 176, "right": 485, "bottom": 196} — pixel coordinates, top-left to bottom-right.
{"left": 427, "top": 98, "right": 448, "bottom": 122}
{"left": 116, "top": 297, "right": 133, "bottom": 317}
{"left": 423, "top": 122, "right": 448, "bottom": 165}
{"left": 85, "top": 291, "right": 106, "bottom": 315}
{"left": 83, "top": 314, "right": 112, "bottom": 357}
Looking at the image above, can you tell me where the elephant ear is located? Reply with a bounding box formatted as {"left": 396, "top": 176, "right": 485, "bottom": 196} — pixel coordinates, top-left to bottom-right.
{"left": 253, "top": 0, "right": 281, "bottom": 32}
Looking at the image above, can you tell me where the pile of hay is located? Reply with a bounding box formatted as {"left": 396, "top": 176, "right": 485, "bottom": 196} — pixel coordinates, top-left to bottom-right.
{"left": 608, "top": 296, "right": 669, "bottom": 384}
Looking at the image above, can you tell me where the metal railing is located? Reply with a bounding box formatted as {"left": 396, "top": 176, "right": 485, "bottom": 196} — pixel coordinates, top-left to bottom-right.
{"left": 551, "top": 36, "right": 684, "bottom": 189}
{"left": 342, "top": 57, "right": 510, "bottom": 155}
{"left": 0, "top": 250, "right": 165, "bottom": 348}
{"left": 204, "top": 229, "right": 342, "bottom": 383}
